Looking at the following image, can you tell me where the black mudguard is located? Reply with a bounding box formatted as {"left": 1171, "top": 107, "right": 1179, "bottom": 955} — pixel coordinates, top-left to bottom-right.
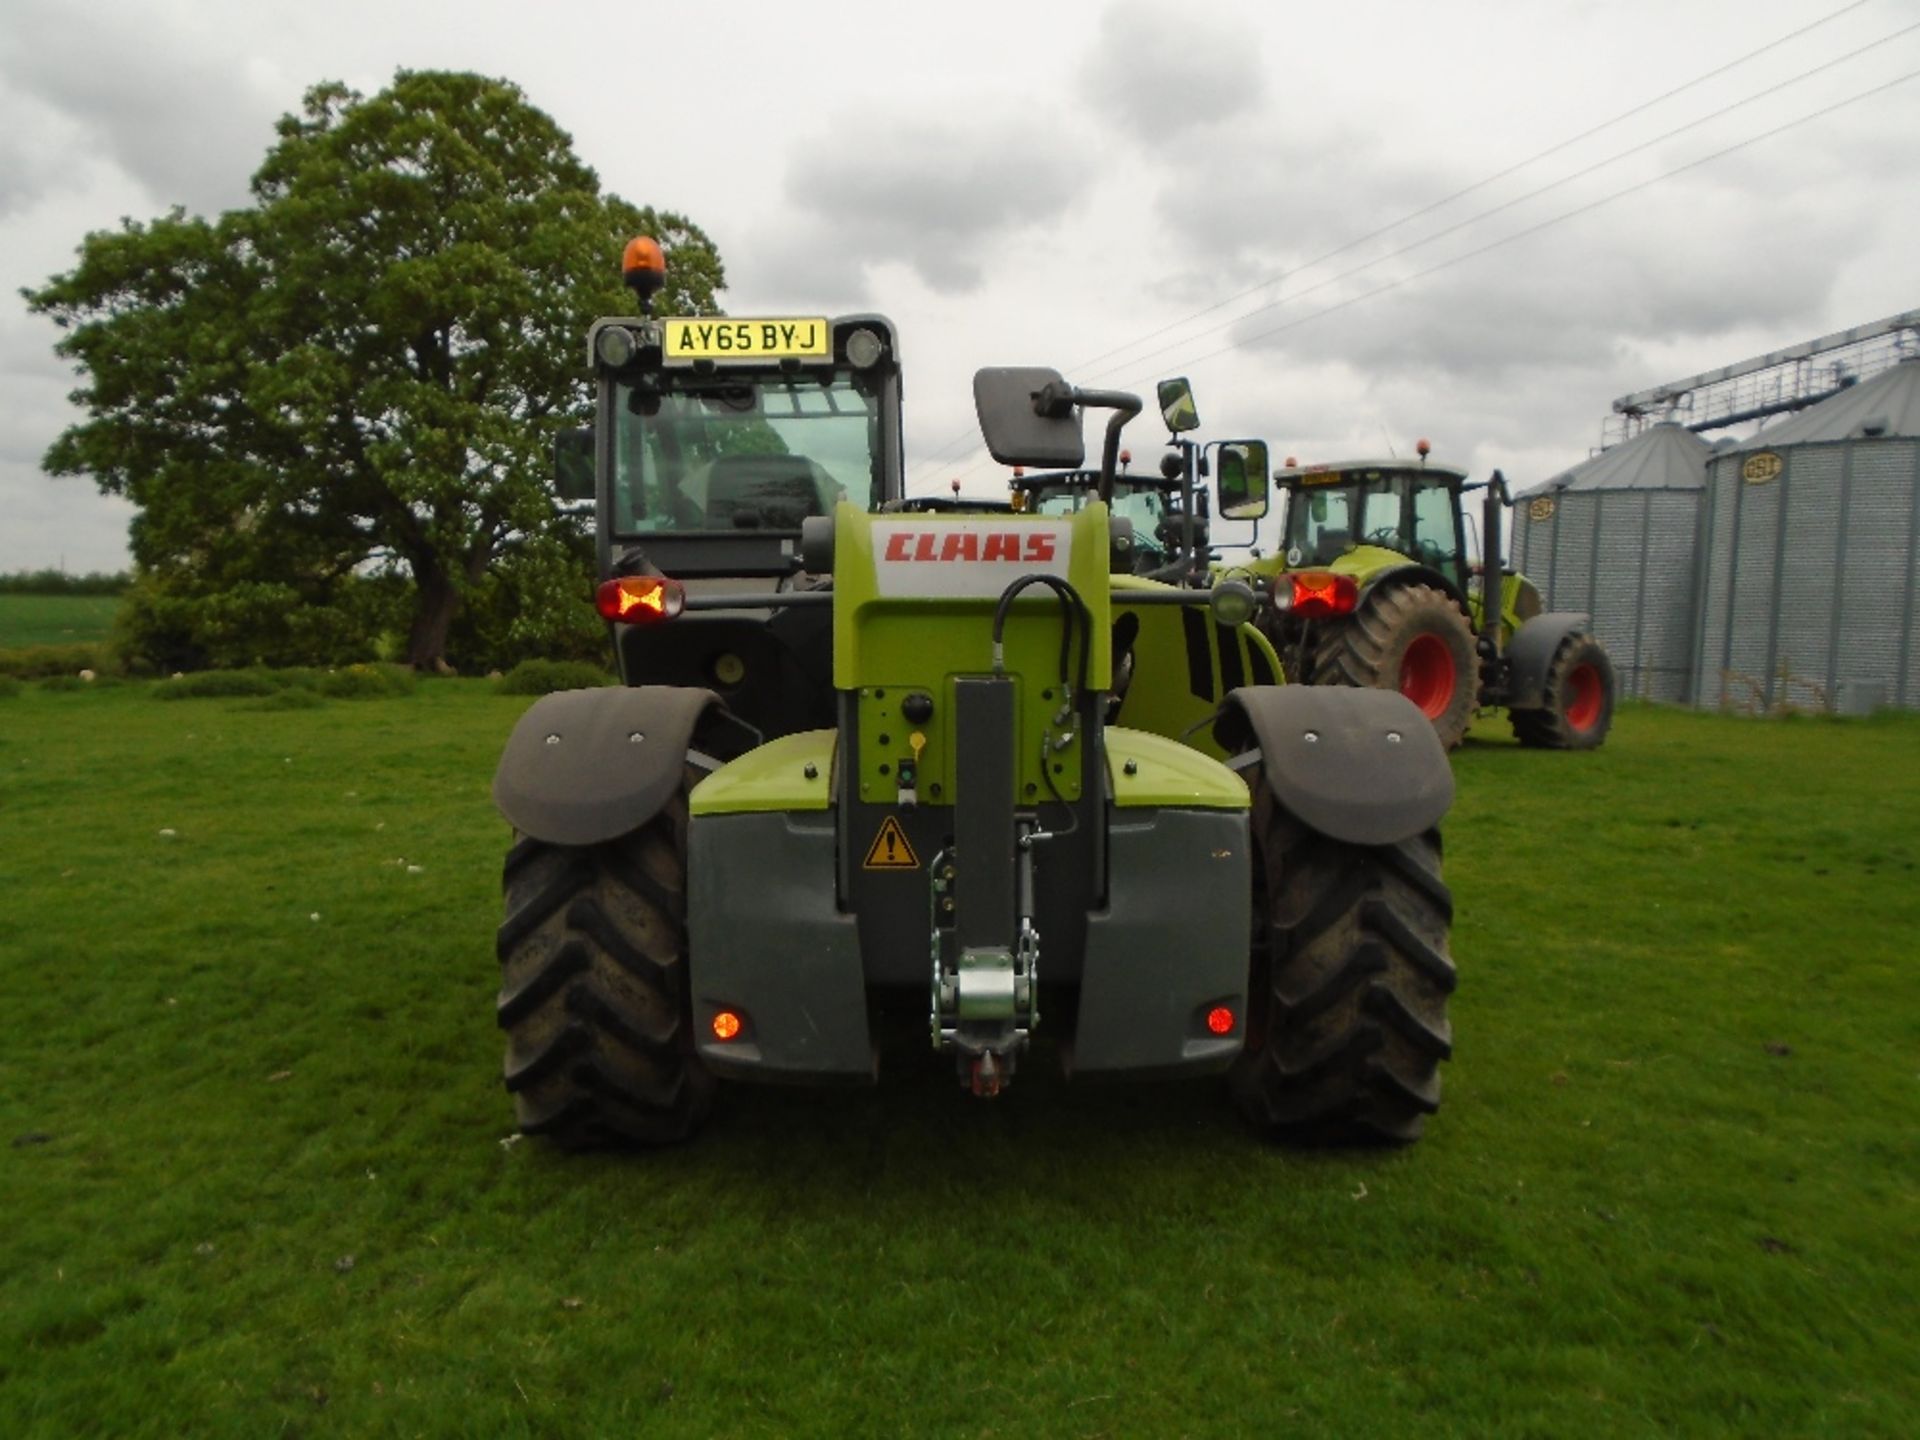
{"left": 1505, "top": 612, "right": 1592, "bottom": 710}
{"left": 493, "top": 686, "right": 725, "bottom": 847}
{"left": 1217, "top": 686, "right": 1453, "bottom": 846}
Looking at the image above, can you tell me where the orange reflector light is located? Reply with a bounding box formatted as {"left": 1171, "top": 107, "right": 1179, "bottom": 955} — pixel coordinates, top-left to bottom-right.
{"left": 1206, "top": 1006, "right": 1236, "bottom": 1036}
{"left": 712, "top": 1010, "right": 742, "bottom": 1041}
{"left": 595, "top": 575, "right": 685, "bottom": 624}
{"left": 622, "top": 235, "right": 665, "bottom": 277}
{"left": 1289, "top": 572, "right": 1359, "bottom": 619}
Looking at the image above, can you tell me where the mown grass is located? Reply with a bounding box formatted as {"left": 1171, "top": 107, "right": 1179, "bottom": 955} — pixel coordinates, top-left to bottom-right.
{"left": 1, "top": 686, "right": 1915, "bottom": 1438}
{"left": 0, "top": 592, "right": 120, "bottom": 649}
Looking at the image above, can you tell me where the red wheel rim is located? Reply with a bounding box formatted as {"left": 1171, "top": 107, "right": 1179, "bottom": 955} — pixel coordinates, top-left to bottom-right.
{"left": 1565, "top": 663, "right": 1603, "bottom": 731}
{"left": 1399, "top": 634, "right": 1457, "bottom": 719}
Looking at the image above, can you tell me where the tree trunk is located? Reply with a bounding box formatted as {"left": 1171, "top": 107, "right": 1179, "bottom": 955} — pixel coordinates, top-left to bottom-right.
{"left": 406, "top": 563, "right": 462, "bottom": 672}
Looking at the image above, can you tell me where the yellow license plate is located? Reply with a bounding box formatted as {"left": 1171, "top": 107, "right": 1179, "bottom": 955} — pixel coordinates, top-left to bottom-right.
{"left": 1299, "top": 467, "right": 1347, "bottom": 486}
{"left": 663, "top": 316, "right": 831, "bottom": 362}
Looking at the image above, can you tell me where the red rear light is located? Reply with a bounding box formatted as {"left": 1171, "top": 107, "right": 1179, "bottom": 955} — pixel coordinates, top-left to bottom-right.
{"left": 1289, "top": 572, "right": 1358, "bottom": 618}
{"left": 711, "top": 1010, "right": 742, "bottom": 1041}
{"left": 1206, "top": 1006, "right": 1236, "bottom": 1036}
{"left": 595, "top": 575, "right": 685, "bottom": 624}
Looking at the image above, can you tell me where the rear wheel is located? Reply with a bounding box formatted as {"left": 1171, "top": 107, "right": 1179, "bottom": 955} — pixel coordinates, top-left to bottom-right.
{"left": 1231, "top": 773, "right": 1456, "bottom": 1144}
{"left": 496, "top": 774, "right": 713, "bottom": 1149}
{"left": 1511, "top": 634, "right": 1615, "bottom": 750}
{"left": 1312, "top": 583, "right": 1477, "bottom": 749}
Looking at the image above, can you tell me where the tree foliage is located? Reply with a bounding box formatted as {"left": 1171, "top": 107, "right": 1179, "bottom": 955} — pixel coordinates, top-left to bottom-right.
{"left": 26, "top": 70, "right": 724, "bottom": 669}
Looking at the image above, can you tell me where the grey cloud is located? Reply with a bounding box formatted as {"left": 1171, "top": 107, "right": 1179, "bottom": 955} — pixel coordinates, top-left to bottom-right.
{"left": 1078, "top": 0, "right": 1266, "bottom": 147}
{"left": 1211, "top": 175, "right": 1850, "bottom": 385}
{"left": 752, "top": 113, "right": 1094, "bottom": 299}
{"left": 0, "top": 2, "right": 284, "bottom": 216}
{"left": 0, "top": 92, "right": 89, "bottom": 219}
{"left": 1156, "top": 123, "right": 1445, "bottom": 276}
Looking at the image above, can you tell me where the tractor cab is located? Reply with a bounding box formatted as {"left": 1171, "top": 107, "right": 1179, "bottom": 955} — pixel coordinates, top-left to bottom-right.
{"left": 1009, "top": 376, "right": 1266, "bottom": 582}
{"left": 1277, "top": 455, "right": 1472, "bottom": 601}
{"left": 1010, "top": 464, "right": 1197, "bottom": 575}
{"left": 553, "top": 238, "right": 906, "bottom": 734}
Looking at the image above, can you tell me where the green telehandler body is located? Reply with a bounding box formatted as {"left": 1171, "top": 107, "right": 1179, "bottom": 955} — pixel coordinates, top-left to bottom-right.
{"left": 487, "top": 242, "right": 1458, "bottom": 1147}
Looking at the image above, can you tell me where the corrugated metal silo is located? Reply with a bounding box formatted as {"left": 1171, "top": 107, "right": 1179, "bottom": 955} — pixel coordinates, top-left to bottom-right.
{"left": 1511, "top": 422, "right": 1710, "bottom": 702}
{"left": 1691, "top": 358, "right": 1920, "bottom": 711}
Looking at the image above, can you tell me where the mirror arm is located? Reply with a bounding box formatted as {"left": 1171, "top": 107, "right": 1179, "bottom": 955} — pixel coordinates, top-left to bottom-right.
{"left": 1066, "top": 387, "right": 1143, "bottom": 504}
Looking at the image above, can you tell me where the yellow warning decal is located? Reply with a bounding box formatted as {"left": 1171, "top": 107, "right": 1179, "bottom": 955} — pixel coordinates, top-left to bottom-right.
{"left": 863, "top": 815, "right": 920, "bottom": 870}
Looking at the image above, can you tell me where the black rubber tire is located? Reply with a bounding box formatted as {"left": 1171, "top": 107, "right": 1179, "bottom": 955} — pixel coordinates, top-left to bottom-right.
{"left": 1511, "top": 633, "right": 1615, "bottom": 750}
{"left": 496, "top": 774, "right": 714, "bottom": 1150}
{"left": 1311, "top": 582, "right": 1478, "bottom": 749}
{"left": 1230, "top": 772, "right": 1456, "bottom": 1144}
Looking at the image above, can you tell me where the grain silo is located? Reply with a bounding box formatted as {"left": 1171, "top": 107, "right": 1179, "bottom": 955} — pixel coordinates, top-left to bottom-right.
{"left": 1511, "top": 422, "right": 1711, "bottom": 702}
{"left": 1690, "top": 357, "right": 1920, "bottom": 712}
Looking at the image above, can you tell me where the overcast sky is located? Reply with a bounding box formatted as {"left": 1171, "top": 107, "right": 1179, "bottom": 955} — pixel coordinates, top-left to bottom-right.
{"left": 3, "top": 0, "right": 1917, "bottom": 572}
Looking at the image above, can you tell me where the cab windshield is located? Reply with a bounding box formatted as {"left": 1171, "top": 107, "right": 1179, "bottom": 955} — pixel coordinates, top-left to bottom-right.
{"left": 1031, "top": 480, "right": 1170, "bottom": 559}
{"left": 612, "top": 371, "right": 883, "bottom": 534}
{"left": 1284, "top": 471, "right": 1461, "bottom": 570}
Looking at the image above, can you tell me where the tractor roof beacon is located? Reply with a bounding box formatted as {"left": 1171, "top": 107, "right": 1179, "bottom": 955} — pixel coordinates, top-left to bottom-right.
{"left": 1227, "top": 445, "right": 1617, "bottom": 751}
{"left": 489, "top": 239, "right": 1460, "bottom": 1150}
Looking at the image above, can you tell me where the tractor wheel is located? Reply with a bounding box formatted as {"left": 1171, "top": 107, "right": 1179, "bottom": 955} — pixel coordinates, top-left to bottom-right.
{"left": 1311, "top": 583, "right": 1477, "bottom": 749}
{"left": 495, "top": 774, "right": 714, "bottom": 1150}
{"left": 1511, "top": 634, "right": 1615, "bottom": 750}
{"left": 1231, "top": 773, "right": 1455, "bottom": 1144}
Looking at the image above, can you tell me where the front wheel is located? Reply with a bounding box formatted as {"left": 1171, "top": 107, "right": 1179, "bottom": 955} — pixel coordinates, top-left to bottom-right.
{"left": 1311, "top": 582, "right": 1478, "bottom": 749}
{"left": 1511, "top": 634, "right": 1615, "bottom": 750}
{"left": 495, "top": 775, "right": 714, "bottom": 1149}
{"left": 1230, "top": 773, "right": 1456, "bottom": 1144}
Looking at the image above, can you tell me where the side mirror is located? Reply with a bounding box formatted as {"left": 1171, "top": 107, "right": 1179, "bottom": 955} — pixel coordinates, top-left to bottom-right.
{"left": 973, "top": 367, "right": 1086, "bottom": 468}
{"left": 1213, "top": 440, "right": 1269, "bottom": 520}
{"left": 1157, "top": 377, "right": 1200, "bottom": 434}
{"left": 553, "top": 426, "right": 594, "bottom": 502}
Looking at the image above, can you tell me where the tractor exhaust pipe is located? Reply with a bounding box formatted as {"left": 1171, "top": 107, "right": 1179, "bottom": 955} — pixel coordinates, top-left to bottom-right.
{"left": 1481, "top": 470, "right": 1509, "bottom": 663}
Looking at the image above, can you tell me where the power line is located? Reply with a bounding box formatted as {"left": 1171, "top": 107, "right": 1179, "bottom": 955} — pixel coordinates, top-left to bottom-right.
{"left": 1132, "top": 67, "right": 1920, "bottom": 382}
{"left": 932, "top": 66, "right": 1920, "bottom": 489}
{"left": 905, "top": 0, "right": 1891, "bottom": 486}
{"left": 1065, "top": 0, "right": 1879, "bottom": 381}
{"left": 1078, "top": 17, "right": 1920, "bottom": 384}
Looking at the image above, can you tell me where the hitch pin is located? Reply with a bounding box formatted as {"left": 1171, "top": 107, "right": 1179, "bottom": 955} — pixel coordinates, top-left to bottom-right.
{"left": 898, "top": 731, "right": 927, "bottom": 808}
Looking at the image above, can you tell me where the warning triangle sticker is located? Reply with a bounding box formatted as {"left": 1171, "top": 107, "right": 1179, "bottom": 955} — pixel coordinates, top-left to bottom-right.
{"left": 862, "top": 815, "right": 920, "bottom": 870}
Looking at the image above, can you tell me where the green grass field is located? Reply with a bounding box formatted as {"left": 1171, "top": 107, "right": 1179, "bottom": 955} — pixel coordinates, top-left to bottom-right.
{"left": 1, "top": 685, "right": 1915, "bottom": 1437}
{"left": 0, "top": 592, "right": 120, "bottom": 649}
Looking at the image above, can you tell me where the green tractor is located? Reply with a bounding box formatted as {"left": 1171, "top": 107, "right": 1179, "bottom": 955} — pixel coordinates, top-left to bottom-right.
{"left": 1007, "top": 456, "right": 1210, "bottom": 580}
{"left": 489, "top": 239, "right": 1458, "bottom": 1148}
{"left": 1228, "top": 447, "right": 1616, "bottom": 751}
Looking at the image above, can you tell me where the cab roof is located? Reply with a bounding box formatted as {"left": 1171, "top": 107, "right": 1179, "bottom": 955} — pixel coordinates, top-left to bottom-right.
{"left": 1275, "top": 459, "right": 1469, "bottom": 486}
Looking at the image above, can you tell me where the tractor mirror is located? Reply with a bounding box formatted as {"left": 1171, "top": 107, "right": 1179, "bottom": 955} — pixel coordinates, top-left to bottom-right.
{"left": 1214, "top": 440, "right": 1270, "bottom": 520}
{"left": 1157, "top": 377, "right": 1200, "bottom": 434}
{"left": 553, "top": 426, "right": 594, "bottom": 502}
{"left": 973, "top": 367, "right": 1086, "bottom": 468}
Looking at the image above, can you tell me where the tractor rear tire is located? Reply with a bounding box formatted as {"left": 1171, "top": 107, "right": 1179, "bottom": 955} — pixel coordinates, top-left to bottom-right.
{"left": 1511, "top": 633, "right": 1614, "bottom": 750}
{"left": 1312, "top": 583, "right": 1477, "bottom": 749}
{"left": 496, "top": 775, "right": 714, "bottom": 1150}
{"left": 1231, "top": 773, "right": 1455, "bottom": 1144}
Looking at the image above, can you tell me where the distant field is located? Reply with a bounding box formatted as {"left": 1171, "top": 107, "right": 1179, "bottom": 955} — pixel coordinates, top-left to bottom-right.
{"left": 0, "top": 592, "right": 120, "bottom": 648}
{"left": 1, "top": 685, "right": 1914, "bottom": 1437}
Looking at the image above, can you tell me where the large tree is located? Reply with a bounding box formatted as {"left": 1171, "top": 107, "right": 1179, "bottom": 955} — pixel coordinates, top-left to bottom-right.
{"left": 26, "top": 70, "right": 724, "bottom": 669}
